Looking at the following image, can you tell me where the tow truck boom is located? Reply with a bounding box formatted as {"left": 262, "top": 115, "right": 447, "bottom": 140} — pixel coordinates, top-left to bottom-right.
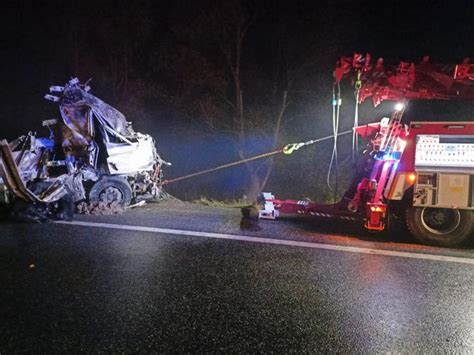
{"left": 334, "top": 53, "right": 474, "bottom": 106}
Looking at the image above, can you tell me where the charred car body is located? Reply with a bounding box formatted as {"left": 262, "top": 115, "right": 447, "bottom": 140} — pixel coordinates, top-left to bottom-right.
{"left": 0, "top": 78, "right": 169, "bottom": 220}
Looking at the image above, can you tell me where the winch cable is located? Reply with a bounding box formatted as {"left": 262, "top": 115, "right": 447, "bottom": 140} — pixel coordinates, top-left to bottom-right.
{"left": 326, "top": 82, "right": 341, "bottom": 191}
{"left": 353, "top": 70, "right": 362, "bottom": 163}
{"left": 160, "top": 130, "right": 353, "bottom": 186}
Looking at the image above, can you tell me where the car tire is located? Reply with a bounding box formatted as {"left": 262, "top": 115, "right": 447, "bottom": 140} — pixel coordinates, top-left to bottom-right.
{"left": 89, "top": 176, "right": 132, "bottom": 207}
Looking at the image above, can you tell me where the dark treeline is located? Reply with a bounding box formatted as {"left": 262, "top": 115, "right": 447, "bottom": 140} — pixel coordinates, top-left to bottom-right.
{"left": 2, "top": 0, "right": 474, "bottom": 201}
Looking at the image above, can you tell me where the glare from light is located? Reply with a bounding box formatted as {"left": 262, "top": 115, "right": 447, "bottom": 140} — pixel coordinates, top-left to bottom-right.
{"left": 395, "top": 102, "right": 405, "bottom": 111}
{"left": 398, "top": 139, "right": 407, "bottom": 152}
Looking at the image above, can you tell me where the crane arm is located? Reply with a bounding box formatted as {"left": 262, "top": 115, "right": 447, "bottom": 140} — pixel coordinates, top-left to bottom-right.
{"left": 334, "top": 53, "right": 474, "bottom": 106}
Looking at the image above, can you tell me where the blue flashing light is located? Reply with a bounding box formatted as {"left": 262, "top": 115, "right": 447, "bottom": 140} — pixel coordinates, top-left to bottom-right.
{"left": 391, "top": 151, "right": 402, "bottom": 160}
{"left": 374, "top": 151, "right": 402, "bottom": 161}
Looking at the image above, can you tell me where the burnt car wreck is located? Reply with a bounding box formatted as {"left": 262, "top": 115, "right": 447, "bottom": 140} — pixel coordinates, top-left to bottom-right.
{"left": 0, "top": 78, "right": 170, "bottom": 221}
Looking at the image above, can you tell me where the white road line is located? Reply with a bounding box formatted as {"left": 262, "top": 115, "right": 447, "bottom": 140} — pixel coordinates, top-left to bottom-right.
{"left": 56, "top": 221, "right": 474, "bottom": 265}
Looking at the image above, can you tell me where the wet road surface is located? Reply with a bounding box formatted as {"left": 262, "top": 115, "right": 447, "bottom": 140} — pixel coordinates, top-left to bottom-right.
{"left": 1, "top": 200, "right": 473, "bottom": 352}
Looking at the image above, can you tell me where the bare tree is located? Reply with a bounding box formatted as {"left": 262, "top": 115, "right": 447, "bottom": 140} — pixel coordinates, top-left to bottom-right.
{"left": 205, "top": 0, "right": 290, "bottom": 201}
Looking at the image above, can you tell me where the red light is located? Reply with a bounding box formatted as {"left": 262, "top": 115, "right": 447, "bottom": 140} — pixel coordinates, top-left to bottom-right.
{"left": 370, "top": 206, "right": 384, "bottom": 212}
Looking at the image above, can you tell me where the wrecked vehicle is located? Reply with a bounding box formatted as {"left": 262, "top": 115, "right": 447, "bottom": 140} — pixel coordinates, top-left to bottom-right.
{"left": 0, "top": 78, "right": 169, "bottom": 221}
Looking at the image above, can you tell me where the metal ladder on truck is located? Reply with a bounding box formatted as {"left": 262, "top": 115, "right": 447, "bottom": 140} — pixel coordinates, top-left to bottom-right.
{"left": 359, "top": 106, "right": 408, "bottom": 231}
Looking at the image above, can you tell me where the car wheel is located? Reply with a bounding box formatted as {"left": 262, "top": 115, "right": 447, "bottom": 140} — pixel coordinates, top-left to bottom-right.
{"left": 89, "top": 176, "right": 132, "bottom": 207}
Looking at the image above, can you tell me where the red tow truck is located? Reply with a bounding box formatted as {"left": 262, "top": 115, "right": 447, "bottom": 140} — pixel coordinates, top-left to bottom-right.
{"left": 260, "top": 53, "right": 474, "bottom": 247}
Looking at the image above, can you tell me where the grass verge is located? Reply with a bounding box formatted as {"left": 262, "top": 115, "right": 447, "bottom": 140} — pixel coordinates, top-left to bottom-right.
{"left": 192, "top": 197, "right": 251, "bottom": 208}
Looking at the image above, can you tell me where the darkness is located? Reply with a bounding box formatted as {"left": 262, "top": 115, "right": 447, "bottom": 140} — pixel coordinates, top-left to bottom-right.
{"left": 1, "top": 0, "right": 474, "bottom": 201}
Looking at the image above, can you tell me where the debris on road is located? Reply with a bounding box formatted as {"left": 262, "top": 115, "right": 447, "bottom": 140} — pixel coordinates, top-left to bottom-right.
{"left": 76, "top": 201, "right": 124, "bottom": 215}
{"left": 126, "top": 200, "right": 147, "bottom": 209}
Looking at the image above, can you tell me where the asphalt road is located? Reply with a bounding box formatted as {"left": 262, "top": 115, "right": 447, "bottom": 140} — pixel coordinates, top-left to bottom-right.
{"left": 1, "top": 200, "right": 473, "bottom": 353}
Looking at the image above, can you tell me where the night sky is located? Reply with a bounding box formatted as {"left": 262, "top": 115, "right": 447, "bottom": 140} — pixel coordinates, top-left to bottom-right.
{"left": 2, "top": 0, "right": 474, "bottom": 199}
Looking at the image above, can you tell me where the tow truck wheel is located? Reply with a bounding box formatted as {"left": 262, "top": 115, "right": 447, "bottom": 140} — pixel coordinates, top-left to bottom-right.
{"left": 405, "top": 206, "right": 473, "bottom": 247}
{"left": 89, "top": 176, "right": 132, "bottom": 207}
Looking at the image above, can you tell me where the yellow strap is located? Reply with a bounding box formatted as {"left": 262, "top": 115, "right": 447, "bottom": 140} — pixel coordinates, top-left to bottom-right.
{"left": 283, "top": 143, "right": 304, "bottom": 155}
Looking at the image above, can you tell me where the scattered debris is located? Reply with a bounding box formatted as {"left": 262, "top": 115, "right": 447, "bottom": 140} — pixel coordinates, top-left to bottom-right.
{"left": 76, "top": 201, "right": 124, "bottom": 215}
{"left": 126, "top": 200, "right": 147, "bottom": 209}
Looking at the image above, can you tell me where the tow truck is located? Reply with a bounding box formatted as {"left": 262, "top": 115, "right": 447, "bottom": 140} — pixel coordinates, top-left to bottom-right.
{"left": 260, "top": 53, "right": 474, "bottom": 247}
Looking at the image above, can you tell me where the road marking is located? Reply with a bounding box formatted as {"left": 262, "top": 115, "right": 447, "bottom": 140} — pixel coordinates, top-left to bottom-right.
{"left": 57, "top": 221, "right": 474, "bottom": 265}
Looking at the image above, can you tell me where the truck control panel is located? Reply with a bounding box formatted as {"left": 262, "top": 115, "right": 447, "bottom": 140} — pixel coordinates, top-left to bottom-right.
{"left": 415, "top": 135, "right": 474, "bottom": 171}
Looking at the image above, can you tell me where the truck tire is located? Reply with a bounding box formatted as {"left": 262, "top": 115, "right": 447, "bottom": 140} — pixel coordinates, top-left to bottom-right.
{"left": 89, "top": 176, "right": 132, "bottom": 207}
{"left": 405, "top": 206, "right": 473, "bottom": 247}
